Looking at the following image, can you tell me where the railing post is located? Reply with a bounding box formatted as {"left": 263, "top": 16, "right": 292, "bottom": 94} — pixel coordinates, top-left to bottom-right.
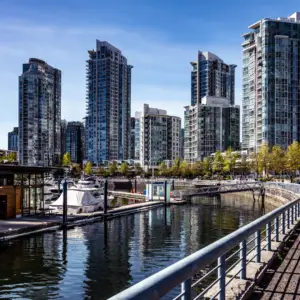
{"left": 255, "top": 230, "right": 261, "bottom": 263}
{"left": 282, "top": 212, "right": 286, "bottom": 235}
{"left": 287, "top": 208, "right": 290, "bottom": 230}
{"left": 218, "top": 255, "right": 226, "bottom": 300}
{"left": 181, "top": 278, "right": 191, "bottom": 300}
{"left": 291, "top": 206, "right": 294, "bottom": 225}
{"left": 294, "top": 204, "right": 297, "bottom": 222}
{"left": 275, "top": 216, "right": 279, "bottom": 242}
{"left": 298, "top": 202, "right": 300, "bottom": 218}
{"left": 240, "top": 240, "right": 247, "bottom": 280}
{"left": 266, "top": 221, "right": 271, "bottom": 251}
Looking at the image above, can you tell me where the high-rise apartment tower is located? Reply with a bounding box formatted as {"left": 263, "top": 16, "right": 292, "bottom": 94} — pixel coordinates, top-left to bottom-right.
{"left": 185, "top": 52, "right": 240, "bottom": 161}
{"left": 19, "top": 58, "right": 61, "bottom": 166}
{"left": 191, "top": 51, "right": 236, "bottom": 106}
{"left": 8, "top": 127, "right": 18, "bottom": 151}
{"left": 86, "top": 40, "right": 133, "bottom": 163}
{"left": 242, "top": 12, "right": 300, "bottom": 151}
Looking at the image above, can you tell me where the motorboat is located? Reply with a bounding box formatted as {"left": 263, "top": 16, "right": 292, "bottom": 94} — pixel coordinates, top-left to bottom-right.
{"left": 49, "top": 188, "right": 102, "bottom": 213}
{"left": 49, "top": 177, "right": 114, "bottom": 214}
{"left": 73, "top": 177, "right": 104, "bottom": 199}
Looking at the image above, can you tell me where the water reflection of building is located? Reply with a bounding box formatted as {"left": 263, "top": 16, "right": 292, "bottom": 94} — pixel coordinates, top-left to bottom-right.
{"left": 0, "top": 232, "right": 66, "bottom": 298}
{"left": 81, "top": 217, "right": 133, "bottom": 299}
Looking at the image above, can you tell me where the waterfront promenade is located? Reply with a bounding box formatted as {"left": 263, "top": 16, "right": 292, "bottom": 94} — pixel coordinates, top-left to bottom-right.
{"left": 252, "top": 227, "right": 300, "bottom": 299}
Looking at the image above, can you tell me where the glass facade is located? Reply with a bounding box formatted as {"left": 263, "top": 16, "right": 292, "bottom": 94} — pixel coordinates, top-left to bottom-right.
{"left": 137, "top": 105, "right": 181, "bottom": 167}
{"left": 65, "top": 122, "right": 84, "bottom": 164}
{"left": 19, "top": 58, "right": 61, "bottom": 166}
{"left": 191, "top": 52, "right": 236, "bottom": 106}
{"left": 86, "top": 41, "right": 132, "bottom": 164}
{"left": 8, "top": 127, "right": 18, "bottom": 151}
{"left": 242, "top": 13, "right": 300, "bottom": 151}
{"left": 184, "top": 99, "right": 240, "bottom": 162}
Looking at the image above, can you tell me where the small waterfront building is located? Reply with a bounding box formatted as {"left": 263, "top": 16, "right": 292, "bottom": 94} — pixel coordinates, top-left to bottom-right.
{"left": 0, "top": 165, "right": 63, "bottom": 219}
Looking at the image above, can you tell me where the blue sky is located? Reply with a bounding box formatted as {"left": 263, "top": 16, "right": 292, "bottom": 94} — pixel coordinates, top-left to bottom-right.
{"left": 0, "top": 0, "right": 299, "bottom": 148}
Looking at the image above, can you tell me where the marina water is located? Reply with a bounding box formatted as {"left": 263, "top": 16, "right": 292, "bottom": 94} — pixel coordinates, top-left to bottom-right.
{"left": 0, "top": 194, "right": 273, "bottom": 299}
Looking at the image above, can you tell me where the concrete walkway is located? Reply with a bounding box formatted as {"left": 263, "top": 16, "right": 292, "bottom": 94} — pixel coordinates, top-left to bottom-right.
{"left": 252, "top": 228, "right": 300, "bottom": 299}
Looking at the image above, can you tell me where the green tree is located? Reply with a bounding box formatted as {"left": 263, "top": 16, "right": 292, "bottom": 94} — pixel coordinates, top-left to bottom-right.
{"left": 285, "top": 141, "right": 300, "bottom": 182}
{"left": 70, "top": 164, "right": 82, "bottom": 178}
{"left": 62, "top": 152, "right": 71, "bottom": 166}
{"left": 171, "top": 158, "right": 181, "bottom": 177}
{"left": 223, "top": 147, "right": 239, "bottom": 175}
{"left": 120, "top": 162, "right": 129, "bottom": 177}
{"left": 249, "top": 152, "right": 260, "bottom": 177}
{"left": 191, "top": 161, "right": 202, "bottom": 178}
{"left": 158, "top": 161, "right": 169, "bottom": 177}
{"left": 269, "top": 145, "right": 285, "bottom": 175}
{"left": 238, "top": 156, "right": 250, "bottom": 175}
{"left": 84, "top": 161, "right": 93, "bottom": 175}
{"left": 134, "top": 163, "right": 144, "bottom": 176}
{"left": 109, "top": 161, "right": 118, "bottom": 176}
{"left": 179, "top": 160, "right": 191, "bottom": 178}
{"left": 202, "top": 156, "right": 212, "bottom": 177}
{"left": 212, "top": 151, "right": 224, "bottom": 174}
{"left": 257, "top": 143, "right": 270, "bottom": 176}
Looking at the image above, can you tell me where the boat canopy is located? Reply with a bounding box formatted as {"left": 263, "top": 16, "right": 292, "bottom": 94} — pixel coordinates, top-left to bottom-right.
{"left": 50, "top": 189, "right": 99, "bottom": 207}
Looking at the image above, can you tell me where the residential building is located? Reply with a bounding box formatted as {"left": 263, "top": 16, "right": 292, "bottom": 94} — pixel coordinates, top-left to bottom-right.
{"left": 19, "top": 58, "right": 61, "bottom": 166}
{"left": 130, "top": 117, "right": 135, "bottom": 160}
{"left": 65, "top": 122, "right": 85, "bottom": 164}
{"left": 185, "top": 51, "right": 240, "bottom": 161}
{"left": 8, "top": 127, "right": 18, "bottom": 151}
{"left": 184, "top": 96, "right": 240, "bottom": 162}
{"left": 242, "top": 12, "right": 300, "bottom": 151}
{"left": 86, "top": 40, "right": 133, "bottom": 164}
{"left": 180, "top": 128, "right": 184, "bottom": 160}
{"left": 61, "top": 119, "right": 68, "bottom": 157}
{"left": 191, "top": 51, "right": 236, "bottom": 106}
{"left": 134, "top": 112, "right": 142, "bottom": 161}
{"left": 138, "top": 104, "right": 181, "bottom": 168}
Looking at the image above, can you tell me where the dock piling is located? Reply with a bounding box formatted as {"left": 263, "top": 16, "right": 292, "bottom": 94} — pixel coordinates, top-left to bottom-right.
{"left": 63, "top": 181, "right": 68, "bottom": 226}
{"left": 164, "top": 181, "right": 167, "bottom": 205}
{"left": 104, "top": 179, "right": 108, "bottom": 215}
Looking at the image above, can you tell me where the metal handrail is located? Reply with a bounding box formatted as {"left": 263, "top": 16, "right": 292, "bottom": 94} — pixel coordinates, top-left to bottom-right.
{"left": 109, "top": 197, "right": 300, "bottom": 300}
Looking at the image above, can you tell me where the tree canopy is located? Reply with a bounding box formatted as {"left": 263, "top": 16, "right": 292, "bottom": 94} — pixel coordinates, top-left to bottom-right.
{"left": 62, "top": 152, "right": 71, "bottom": 167}
{"left": 84, "top": 161, "right": 93, "bottom": 175}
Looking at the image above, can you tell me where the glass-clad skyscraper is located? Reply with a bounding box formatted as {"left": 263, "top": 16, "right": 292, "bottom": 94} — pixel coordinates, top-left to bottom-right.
{"left": 184, "top": 51, "right": 240, "bottom": 161}
{"left": 86, "top": 40, "right": 133, "bottom": 163}
{"left": 65, "top": 122, "right": 85, "bottom": 164}
{"left": 242, "top": 12, "right": 300, "bottom": 151}
{"left": 8, "top": 127, "right": 18, "bottom": 151}
{"left": 191, "top": 51, "right": 236, "bottom": 106}
{"left": 19, "top": 58, "right": 61, "bottom": 166}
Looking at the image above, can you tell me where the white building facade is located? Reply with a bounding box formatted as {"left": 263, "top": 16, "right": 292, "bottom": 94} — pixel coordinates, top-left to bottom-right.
{"left": 184, "top": 96, "right": 240, "bottom": 162}
{"left": 135, "top": 104, "right": 181, "bottom": 168}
